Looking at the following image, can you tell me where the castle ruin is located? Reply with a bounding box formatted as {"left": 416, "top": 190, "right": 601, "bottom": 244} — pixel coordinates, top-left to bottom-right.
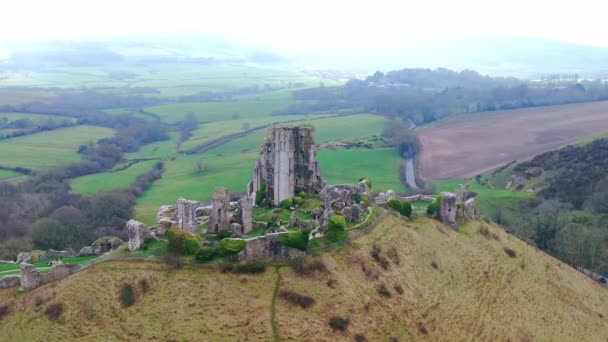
{"left": 248, "top": 126, "right": 325, "bottom": 206}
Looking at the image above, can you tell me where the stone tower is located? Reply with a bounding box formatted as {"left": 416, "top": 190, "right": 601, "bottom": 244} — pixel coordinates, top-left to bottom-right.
{"left": 248, "top": 126, "right": 324, "bottom": 206}
{"left": 209, "top": 187, "right": 231, "bottom": 233}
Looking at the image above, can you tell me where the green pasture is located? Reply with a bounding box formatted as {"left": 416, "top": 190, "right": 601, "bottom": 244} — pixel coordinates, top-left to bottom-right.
{"left": 124, "top": 133, "right": 180, "bottom": 161}
{"left": 0, "top": 112, "right": 77, "bottom": 124}
{"left": 181, "top": 114, "right": 327, "bottom": 151}
{"left": 0, "top": 169, "right": 18, "bottom": 180}
{"left": 70, "top": 160, "right": 159, "bottom": 194}
{"left": 0, "top": 125, "right": 115, "bottom": 170}
{"left": 299, "top": 114, "right": 389, "bottom": 143}
{"left": 144, "top": 90, "right": 300, "bottom": 123}
{"left": 317, "top": 148, "right": 407, "bottom": 193}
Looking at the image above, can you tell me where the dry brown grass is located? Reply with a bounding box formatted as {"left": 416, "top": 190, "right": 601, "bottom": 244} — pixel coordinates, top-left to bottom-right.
{"left": 1, "top": 216, "right": 607, "bottom": 341}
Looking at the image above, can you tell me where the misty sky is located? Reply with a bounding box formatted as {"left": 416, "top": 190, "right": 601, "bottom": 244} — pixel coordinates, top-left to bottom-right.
{"left": 2, "top": 0, "right": 608, "bottom": 50}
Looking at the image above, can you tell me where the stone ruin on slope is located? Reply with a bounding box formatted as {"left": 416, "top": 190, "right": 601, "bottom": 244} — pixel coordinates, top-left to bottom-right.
{"left": 319, "top": 180, "right": 371, "bottom": 229}
{"left": 248, "top": 126, "right": 325, "bottom": 206}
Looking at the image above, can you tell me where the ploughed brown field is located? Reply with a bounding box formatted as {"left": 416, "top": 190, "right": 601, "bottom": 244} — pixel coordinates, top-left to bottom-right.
{"left": 418, "top": 101, "right": 608, "bottom": 180}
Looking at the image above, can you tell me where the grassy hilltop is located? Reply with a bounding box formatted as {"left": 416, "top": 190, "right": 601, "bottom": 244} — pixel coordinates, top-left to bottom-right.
{"left": 1, "top": 215, "right": 607, "bottom": 341}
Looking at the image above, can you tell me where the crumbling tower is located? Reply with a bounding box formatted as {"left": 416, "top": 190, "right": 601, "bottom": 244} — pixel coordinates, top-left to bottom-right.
{"left": 248, "top": 126, "right": 325, "bottom": 206}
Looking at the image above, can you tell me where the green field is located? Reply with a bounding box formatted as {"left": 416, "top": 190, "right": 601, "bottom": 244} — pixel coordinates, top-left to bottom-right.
{"left": 181, "top": 114, "right": 329, "bottom": 151}
{"left": 124, "top": 133, "right": 180, "bottom": 161}
{"left": 70, "top": 160, "right": 159, "bottom": 194}
{"left": 134, "top": 153, "right": 258, "bottom": 225}
{"left": 145, "top": 90, "right": 301, "bottom": 123}
{"left": 0, "top": 125, "right": 115, "bottom": 170}
{"left": 0, "top": 169, "right": 18, "bottom": 180}
{"left": 299, "top": 114, "right": 389, "bottom": 143}
{"left": 317, "top": 148, "right": 407, "bottom": 193}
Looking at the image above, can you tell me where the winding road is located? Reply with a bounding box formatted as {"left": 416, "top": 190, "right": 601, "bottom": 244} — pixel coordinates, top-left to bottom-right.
{"left": 403, "top": 118, "right": 420, "bottom": 192}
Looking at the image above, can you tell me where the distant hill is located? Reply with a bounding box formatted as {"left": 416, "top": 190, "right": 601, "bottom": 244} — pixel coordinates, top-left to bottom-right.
{"left": 1, "top": 215, "right": 607, "bottom": 341}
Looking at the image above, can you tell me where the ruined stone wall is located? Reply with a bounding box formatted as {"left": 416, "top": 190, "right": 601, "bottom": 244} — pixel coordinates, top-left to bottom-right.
{"left": 439, "top": 192, "right": 458, "bottom": 229}
{"left": 177, "top": 198, "right": 200, "bottom": 233}
{"left": 0, "top": 276, "right": 20, "bottom": 289}
{"left": 127, "top": 220, "right": 154, "bottom": 251}
{"left": 235, "top": 233, "right": 306, "bottom": 262}
{"left": 208, "top": 188, "right": 231, "bottom": 233}
{"left": 250, "top": 126, "right": 324, "bottom": 206}
{"left": 237, "top": 197, "right": 253, "bottom": 234}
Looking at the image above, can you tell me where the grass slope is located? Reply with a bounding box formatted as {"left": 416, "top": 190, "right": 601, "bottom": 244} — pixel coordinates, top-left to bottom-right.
{"left": 1, "top": 216, "right": 606, "bottom": 341}
{"left": 318, "top": 148, "right": 406, "bottom": 193}
{"left": 0, "top": 125, "right": 115, "bottom": 170}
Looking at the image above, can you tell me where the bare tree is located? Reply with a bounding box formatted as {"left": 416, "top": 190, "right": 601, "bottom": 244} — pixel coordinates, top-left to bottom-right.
{"left": 195, "top": 159, "right": 208, "bottom": 175}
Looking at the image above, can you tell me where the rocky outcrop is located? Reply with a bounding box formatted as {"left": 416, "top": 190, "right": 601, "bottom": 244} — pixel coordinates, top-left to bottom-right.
{"left": 237, "top": 197, "right": 254, "bottom": 234}
{"left": 209, "top": 188, "right": 231, "bottom": 233}
{"left": 235, "top": 233, "right": 306, "bottom": 262}
{"left": 288, "top": 212, "right": 317, "bottom": 229}
{"left": 438, "top": 192, "right": 457, "bottom": 229}
{"left": 249, "top": 126, "right": 325, "bottom": 206}
{"left": 20, "top": 263, "right": 43, "bottom": 290}
{"left": 127, "top": 219, "right": 154, "bottom": 251}
{"left": 91, "top": 237, "right": 123, "bottom": 254}
{"left": 177, "top": 198, "right": 200, "bottom": 233}
{"left": 0, "top": 276, "right": 20, "bottom": 289}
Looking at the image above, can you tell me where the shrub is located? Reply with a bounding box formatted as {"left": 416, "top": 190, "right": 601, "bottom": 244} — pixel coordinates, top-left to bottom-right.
{"left": 378, "top": 284, "right": 391, "bottom": 297}
{"left": 326, "top": 215, "right": 347, "bottom": 243}
{"left": 298, "top": 191, "right": 308, "bottom": 198}
{"left": 290, "top": 257, "right": 328, "bottom": 276}
{"left": 353, "top": 192, "right": 363, "bottom": 204}
{"left": 329, "top": 316, "right": 349, "bottom": 331}
{"left": 195, "top": 246, "right": 216, "bottom": 263}
{"left": 279, "top": 290, "right": 316, "bottom": 308}
{"left": 426, "top": 202, "right": 439, "bottom": 216}
{"left": 256, "top": 183, "right": 268, "bottom": 206}
{"left": 280, "top": 198, "right": 294, "bottom": 209}
{"left": 371, "top": 244, "right": 389, "bottom": 269}
{"left": 120, "top": 283, "right": 136, "bottom": 307}
{"left": 355, "top": 334, "right": 368, "bottom": 342}
{"left": 431, "top": 260, "right": 439, "bottom": 269}
{"left": 0, "top": 305, "right": 9, "bottom": 320}
{"left": 221, "top": 261, "right": 267, "bottom": 274}
{"left": 387, "top": 199, "right": 412, "bottom": 218}
{"left": 361, "top": 196, "right": 371, "bottom": 206}
{"left": 278, "top": 229, "right": 311, "bottom": 251}
{"left": 216, "top": 239, "right": 247, "bottom": 257}
{"left": 394, "top": 284, "right": 404, "bottom": 294}
{"left": 217, "top": 229, "right": 232, "bottom": 239}
{"left": 167, "top": 228, "right": 201, "bottom": 255}
{"left": 44, "top": 303, "right": 64, "bottom": 320}
{"left": 292, "top": 196, "right": 304, "bottom": 206}
{"left": 139, "top": 278, "right": 150, "bottom": 293}
{"left": 503, "top": 247, "right": 517, "bottom": 258}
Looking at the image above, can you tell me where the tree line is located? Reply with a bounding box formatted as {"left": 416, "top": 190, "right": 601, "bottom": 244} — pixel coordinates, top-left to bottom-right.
{"left": 272, "top": 68, "right": 608, "bottom": 125}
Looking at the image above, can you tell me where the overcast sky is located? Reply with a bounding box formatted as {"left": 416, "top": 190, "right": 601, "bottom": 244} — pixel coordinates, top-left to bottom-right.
{"left": 2, "top": 0, "right": 607, "bottom": 49}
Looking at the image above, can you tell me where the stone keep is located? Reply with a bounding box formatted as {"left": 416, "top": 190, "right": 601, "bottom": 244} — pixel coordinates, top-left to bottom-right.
{"left": 177, "top": 198, "right": 200, "bottom": 233}
{"left": 127, "top": 219, "right": 153, "bottom": 251}
{"left": 249, "top": 126, "right": 324, "bottom": 206}
{"left": 209, "top": 187, "right": 231, "bottom": 233}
